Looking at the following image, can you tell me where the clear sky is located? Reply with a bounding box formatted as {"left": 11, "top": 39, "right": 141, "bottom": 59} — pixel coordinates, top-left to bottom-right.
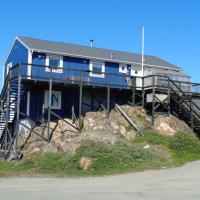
{"left": 0, "top": 0, "right": 200, "bottom": 87}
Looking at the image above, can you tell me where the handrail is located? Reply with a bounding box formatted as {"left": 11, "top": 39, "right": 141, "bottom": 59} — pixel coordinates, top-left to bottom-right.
{"left": 170, "top": 79, "right": 200, "bottom": 112}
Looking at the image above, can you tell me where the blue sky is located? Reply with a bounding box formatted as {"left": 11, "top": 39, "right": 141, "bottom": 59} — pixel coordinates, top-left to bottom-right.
{"left": 0, "top": 0, "right": 200, "bottom": 86}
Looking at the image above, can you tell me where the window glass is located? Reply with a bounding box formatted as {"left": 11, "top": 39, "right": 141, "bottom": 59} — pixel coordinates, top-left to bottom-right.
{"left": 89, "top": 61, "right": 105, "bottom": 78}
{"left": 46, "top": 56, "right": 63, "bottom": 73}
{"left": 44, "top": 91, "right": 61, "bottom": 109}
{"left": 92, "top": 62, "right": 103, "bottom": 74}
{"left": 49, "top": 57, "right": 60, "bottom": 68}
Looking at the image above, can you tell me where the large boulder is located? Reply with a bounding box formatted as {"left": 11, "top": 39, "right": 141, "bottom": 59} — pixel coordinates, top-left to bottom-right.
{"left": 155, "top": 115, "right": 192, "bottom": 136}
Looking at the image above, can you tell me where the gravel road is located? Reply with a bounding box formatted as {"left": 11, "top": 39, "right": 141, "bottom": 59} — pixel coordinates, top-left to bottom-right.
{"left": 0, "top": 161, "right": 200, "bottom": 200}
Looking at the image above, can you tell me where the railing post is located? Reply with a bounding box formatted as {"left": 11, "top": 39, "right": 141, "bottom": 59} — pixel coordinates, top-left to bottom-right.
{"left": 152, "top": 76, "right": 155, "bottom": 125}
{"left": 167, "top": 77, "right": 171, "bottom": 116}
{"left": 48, "top": 77, "right": 52, "bottom": 142}
{"left": 15, "top": 63, "right": 21, "bottom": 161}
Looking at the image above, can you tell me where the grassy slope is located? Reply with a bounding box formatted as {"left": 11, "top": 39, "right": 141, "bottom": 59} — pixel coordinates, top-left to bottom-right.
{"left": 0, "top": 132, "right": 200, "bottom": 177}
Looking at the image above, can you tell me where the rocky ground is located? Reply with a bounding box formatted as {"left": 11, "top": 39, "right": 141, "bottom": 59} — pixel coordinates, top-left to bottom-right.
{"left": 18, "top": 105, "right": 192, "bottom": 160}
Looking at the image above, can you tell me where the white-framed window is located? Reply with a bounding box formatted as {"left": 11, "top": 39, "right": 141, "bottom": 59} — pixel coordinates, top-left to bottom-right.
{"left": 89, "top": 60, "right": 105, "bottom": 78}
{"left": 44, "top": 90, "right": 62, "bottom": 109}
{"left": 45, "top": 55, "right": 63, "bottom": 73}
{"left": 119, "top": 64, "right": 128, "bottom": 73}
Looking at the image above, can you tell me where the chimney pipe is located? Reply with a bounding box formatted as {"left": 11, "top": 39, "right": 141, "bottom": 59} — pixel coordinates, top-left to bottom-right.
{"left": 90, "top": 39, "right": 93, "bottom": 47}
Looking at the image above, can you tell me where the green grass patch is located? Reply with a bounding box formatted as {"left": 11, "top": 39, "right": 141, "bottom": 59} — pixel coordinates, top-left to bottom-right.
{"left": 133, "top": 131, "right": 200, "bottom": 165}
{"left": 0, "top": 132, "right": 200, "bottom": 177}
{"left": 0, "top": 140, "right": 167, "bottom": 177}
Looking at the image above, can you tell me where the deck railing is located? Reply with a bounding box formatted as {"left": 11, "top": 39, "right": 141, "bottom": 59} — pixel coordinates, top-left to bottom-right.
{"left": 3, "top": 62, "right": 200, "bottom": 95}
{"left": 143, "top": 74, "right": 200, "bottom": 94}
{"left": 9, "top": 63, "right": 138, "bottom": 90}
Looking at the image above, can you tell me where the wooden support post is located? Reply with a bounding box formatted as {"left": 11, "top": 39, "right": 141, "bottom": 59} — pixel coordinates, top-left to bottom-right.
{"left": 91, "top": 90, "right": 94, "bottom": 111}
{"left": 190, "top": 98, "right": 194, "bottom": 131}
{"left": 167, "top": 77, "right": 171, "bottom": 116}
{"left": 152, "top": 76, "right": 155, "bottom": 125}
{"left": 132, "top": 77, "right": 136, "bottom": 106}
{"left": 15, "top": 64, "right": 21, "bottom": 161}
{"left": 48, "top": 78, "right": 52, "bottom": 142}
{"left": 79, "top": 83, "right": 83, "bottom": 132}
{"left": 142, "top": 77, "right": 145, "bottom": 107}
{"left": 107, "top": 87, "right": 110, "bottom": 113}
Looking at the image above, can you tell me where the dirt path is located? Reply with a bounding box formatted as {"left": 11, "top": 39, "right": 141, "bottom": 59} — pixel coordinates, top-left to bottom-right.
{"left": 0, "top": 161, "right": 200, "bottom": 200}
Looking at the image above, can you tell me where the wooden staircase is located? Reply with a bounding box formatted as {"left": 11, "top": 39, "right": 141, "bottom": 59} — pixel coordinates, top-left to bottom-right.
{"left": 0, "top": 79, "right": 26, "bottom": 159}
{"left": 170, "top": 80, "right": 200, "bottom": 135}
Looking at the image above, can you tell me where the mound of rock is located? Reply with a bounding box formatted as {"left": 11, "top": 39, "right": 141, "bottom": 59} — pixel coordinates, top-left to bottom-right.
{"left": 18, "top": 105, "right": 192, "bottom": 158}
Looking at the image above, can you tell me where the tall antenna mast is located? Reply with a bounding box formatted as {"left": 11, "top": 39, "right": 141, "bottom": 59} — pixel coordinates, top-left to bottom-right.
{"left": 141, "top": 26, "right": 144, "bottom": 76}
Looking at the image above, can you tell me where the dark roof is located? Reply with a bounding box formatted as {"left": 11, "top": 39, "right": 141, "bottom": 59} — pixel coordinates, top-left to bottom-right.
{"left": 17, "top": 36, "right": 180, "bottom": 70}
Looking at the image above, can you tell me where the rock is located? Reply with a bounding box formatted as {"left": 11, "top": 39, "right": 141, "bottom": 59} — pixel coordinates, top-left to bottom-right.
{"left": 79, "top": 157, "right": 93, "bottom": 170}
{"left": 60, "top": 142, "right": 81, "bottom": 154}
{"left": 110, "top": 121, "right": 119, "bottom": 130}
{"left": 155, "top": 115, "right": 192, "bottom": 136}
{"left": 58, "top": 118, "right": 78, "bottom": 133}
{"left": 143, "top": 144, "right": 150, "bottom": 149}
{"left": 40, "top": 143, "right": 58, "bottom": 153}
{"left": 81, "top": 131, "right": 119, "bottom": 145}
{"left": 31, "top": 147, "right": 41, "bottom": 154}
{"left": 125, "top": 131, "right": 137, "bottom": 140}
{"left": 119, "top": 126, "right": 126, "bottom": 136}
{"left": 156, "top": 121, "right": 176, "bottom": 136}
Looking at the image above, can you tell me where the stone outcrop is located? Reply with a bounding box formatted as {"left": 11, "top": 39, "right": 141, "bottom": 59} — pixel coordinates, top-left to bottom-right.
{"left": 155, "top": 115, "right": 192, "bottom": 136}
{"left": 18, "top": 105, "right": 192, "bottom": 158}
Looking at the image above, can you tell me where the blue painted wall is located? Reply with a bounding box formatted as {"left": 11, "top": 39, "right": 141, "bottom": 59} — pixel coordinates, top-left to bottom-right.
{"left": 4, "top": 39, "right": 28, "bottom": 81}
{"left": 30, "top": 52, "right": 131, "bottom": 88}
{"left": 28, "top": 85, "right": 79, "bottom": 121}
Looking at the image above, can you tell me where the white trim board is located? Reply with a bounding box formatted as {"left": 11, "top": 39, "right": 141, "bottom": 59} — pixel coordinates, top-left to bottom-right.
{"left": 26, "top": 91, "right": 30, "bottom": 116}
{"left": 27, "top": 50, "right": 32, "bottom": 78}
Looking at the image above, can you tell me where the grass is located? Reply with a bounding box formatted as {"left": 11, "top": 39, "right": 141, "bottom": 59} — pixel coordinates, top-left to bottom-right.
{"left": 134, "top": 131, "right": 200, "bottom": 165}
{"left": 0, "top": 132, "right": 200, "bottom": 177}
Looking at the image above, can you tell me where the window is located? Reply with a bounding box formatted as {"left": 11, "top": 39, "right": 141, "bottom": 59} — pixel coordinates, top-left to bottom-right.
{"left": 119, "top": 64, "right": 128, "bottom": 73}
{"left": 44, "top": 91, "right": 62, "bottom": 109}
{"left": 89, "top": 61, "right": 105, "bottom": 78}
{"left": 45, "top": 55, "right": 63, "bottom": 73}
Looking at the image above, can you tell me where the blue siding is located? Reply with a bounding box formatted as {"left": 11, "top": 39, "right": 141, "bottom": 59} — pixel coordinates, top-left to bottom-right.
{"left": 5, "top": 39, "right": 28, "bottom": 81}
{"left": 30, "top": 52, "right": 131, "bottom": 88}
{"left": 29, "top": 86, "right": 79, "bottom": 120}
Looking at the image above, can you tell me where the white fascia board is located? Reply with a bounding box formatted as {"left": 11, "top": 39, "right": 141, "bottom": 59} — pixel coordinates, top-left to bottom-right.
{"left": 31, "top": 48, "right": 181, "bottom": 72}
{"left": 16, "top": 36, "right": 31, "bottom": 50}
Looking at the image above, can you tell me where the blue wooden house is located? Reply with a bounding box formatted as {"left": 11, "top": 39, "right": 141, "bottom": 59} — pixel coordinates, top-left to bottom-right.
{"left": 1, "top": 36, "right": 200, "bottom": 160}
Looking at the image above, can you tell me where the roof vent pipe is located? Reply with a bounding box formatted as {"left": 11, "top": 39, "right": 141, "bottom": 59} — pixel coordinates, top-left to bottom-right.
{"left": 90, "top": 39, "right": 93, "bottom": 47}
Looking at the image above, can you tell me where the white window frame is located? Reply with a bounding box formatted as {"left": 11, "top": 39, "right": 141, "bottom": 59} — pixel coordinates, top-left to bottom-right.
{"left": 44, "top": 90, "right": 62, "bottom": 109}
{"left": 45, "top": 55, "right": 63, "bottom": 73}
{"left": 119, "top": 64, "right": 128, "bottom": 73}
{"left": 89, "top": 60, "right": 105, "bottom": 78}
